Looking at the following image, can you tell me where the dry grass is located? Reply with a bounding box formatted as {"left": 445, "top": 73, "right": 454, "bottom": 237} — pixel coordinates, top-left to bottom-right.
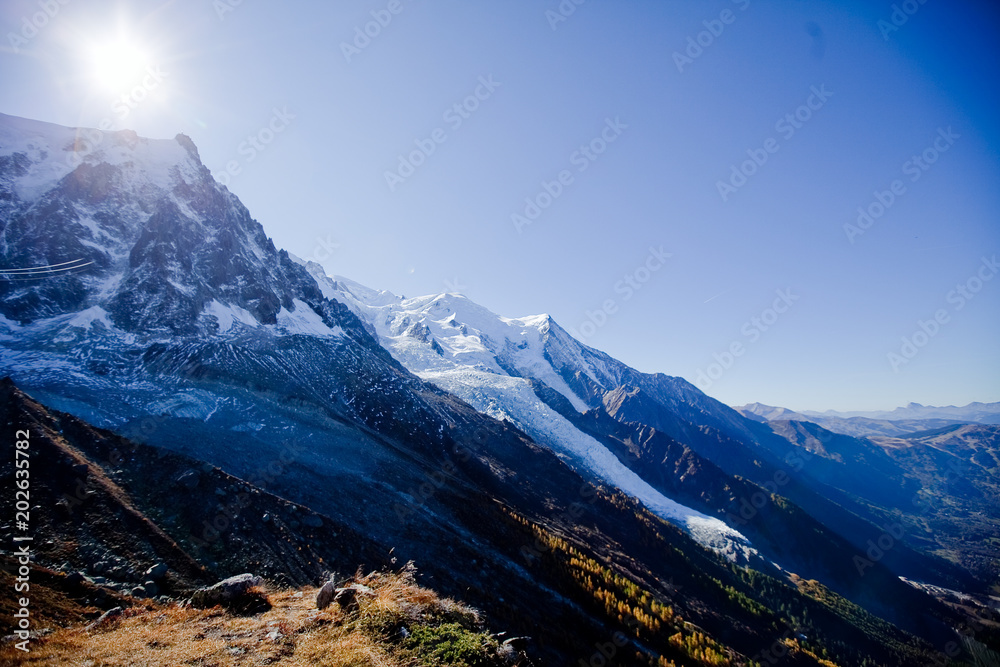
{"left": 356, "top": 568, "right": 481, "bottom": 635}
{"left": 0, "top": 568, "right": 503, "bottom": 667}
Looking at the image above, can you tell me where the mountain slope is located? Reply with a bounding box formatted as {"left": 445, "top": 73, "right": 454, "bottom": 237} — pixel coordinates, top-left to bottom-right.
{"left": 0, "top": 113, "right": 981, "bottom": 665}
{"left": 310, "top": 269, "right": 982, "bottom": 607}
{"left": 310, "top": 274, "right": 760, "bottom": 562}
{"left": 5, "top": 380, "right": 960, "bottom": 667}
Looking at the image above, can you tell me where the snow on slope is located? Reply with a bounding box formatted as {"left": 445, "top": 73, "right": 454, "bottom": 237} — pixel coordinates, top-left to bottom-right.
{"left": 298, "top": 261, "right": 755, "bottom": 562}
{"left": 0, "top": 112, "right": 200, "bottom": 204}
{"left": 0, "top": 113, "right": 330, "bottom": 339}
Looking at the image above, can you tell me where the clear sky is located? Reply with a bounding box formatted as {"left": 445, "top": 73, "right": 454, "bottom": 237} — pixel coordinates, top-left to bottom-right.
{"left": 2, "top": 0, "right": 998, "bottom": 411}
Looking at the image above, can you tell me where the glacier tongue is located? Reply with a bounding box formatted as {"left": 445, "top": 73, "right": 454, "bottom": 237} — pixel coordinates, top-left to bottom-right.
{"left": 299, "top": 261, "right": 757, "bottom": 563}
{"left": 422, "top": 366, "right": 755, "bottom": 563}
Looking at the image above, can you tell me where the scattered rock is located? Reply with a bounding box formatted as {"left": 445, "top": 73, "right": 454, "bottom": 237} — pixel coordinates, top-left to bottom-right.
{"left": 333, "top": 586, "right": 358, "bottom": 611}
{"left": 502, "top": 636, "right": 530, "bottom": 651}
{"left": 85, "top": 607, "right": 123, "bottom": 631}
{"left": 143, "top": 581, "right": 159, "bottom": 597}
{"left": 131, "top": 586, "right": 147, "bottom": 598}
{"left": 316, "top": 580, "right": 337, "bottom": 610}
{"left": 144, "top": 563, "right": 168, "bottom": 580}
{"left": 175, "top": 470, "right": 200, "bottom": 489}
{"left": 191, "top": 573, "right": 268, "bottom": 613}
{"left": 301, "top": 514, "right": 323, "bottom": 528}
{"left": 333, "top": 584, "right": 375, "bottom": 613}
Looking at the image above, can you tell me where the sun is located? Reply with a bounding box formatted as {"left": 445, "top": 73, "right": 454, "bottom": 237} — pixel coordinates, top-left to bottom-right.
{"left": 87, "top": 38, "right": 151, "bottom": 94}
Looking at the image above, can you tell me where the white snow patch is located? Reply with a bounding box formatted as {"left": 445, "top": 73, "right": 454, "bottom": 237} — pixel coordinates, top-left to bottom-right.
{"left": 274, "top": 299, "right": 343, "bottom": 337}
{"left": 420, "top": 367, "right": 755, "bottom": 561}
{"left": 0, "top": 113, "right": 199, "bottom": 204}
{"left": 66, "top": 306, "right": 113, "bottom": 330}
{"left": 204, "top": 300, "right": 259, "bottom": 333}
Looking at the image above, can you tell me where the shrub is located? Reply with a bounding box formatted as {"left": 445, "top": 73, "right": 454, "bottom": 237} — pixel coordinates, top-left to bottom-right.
{"left": 401, "top": 622, "right": 503, "bottom": 667}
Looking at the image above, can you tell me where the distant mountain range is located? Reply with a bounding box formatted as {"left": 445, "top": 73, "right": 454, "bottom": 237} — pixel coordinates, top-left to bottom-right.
{"left": 2, "top": 112, "right": 998, "bottom": 665}
{"left": 737, "top": 401, "right": 1000, "bottom": 438}
{"left": 802, "top": 401, "right": 1000, "bottom": 422}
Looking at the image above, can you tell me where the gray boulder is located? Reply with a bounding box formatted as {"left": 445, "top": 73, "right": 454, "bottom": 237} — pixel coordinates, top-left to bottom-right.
{"left": 191, "top": 573, "right": 263, "bottom": 608}
{"left": 316, "top": 580, "right": 337, "bottom": 610}
{"left": 333, "top": 583, "right": 375, "bottom": 613}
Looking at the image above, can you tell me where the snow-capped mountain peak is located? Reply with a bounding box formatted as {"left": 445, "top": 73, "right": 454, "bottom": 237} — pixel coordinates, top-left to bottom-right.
{"left": 0, "top": 113, "right": 346, "bottom": 338}
{"left": 297, "top": 259, "right": 758, "bottom": 562}
{"left": 1, "top": 113, "right": 758, "bottom": 565}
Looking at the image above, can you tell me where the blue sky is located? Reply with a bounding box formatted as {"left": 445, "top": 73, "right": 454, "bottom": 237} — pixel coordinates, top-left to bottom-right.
{"left": 2, "top": 0, "right": 998, "bottom": 411}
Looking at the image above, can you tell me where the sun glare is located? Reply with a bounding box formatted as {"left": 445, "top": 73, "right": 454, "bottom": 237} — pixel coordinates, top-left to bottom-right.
{"left": 88, "top": 38, "right": 150, "bottom": 94}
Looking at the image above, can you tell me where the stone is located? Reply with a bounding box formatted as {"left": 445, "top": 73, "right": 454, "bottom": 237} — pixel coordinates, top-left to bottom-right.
{"left": 144, "top": 563, "right": 168, "bottom": 580}
{"left": 316, "top": 580, "right": 337, "bottom": 610}
{"left": 175, "top": 470, "right": 200, "bottom": 489}
{"left": 191, "top": 573, "right": 263, "bottom": 609}
{"left": 85, "top": 607, "right": 123, "bottom": 631}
